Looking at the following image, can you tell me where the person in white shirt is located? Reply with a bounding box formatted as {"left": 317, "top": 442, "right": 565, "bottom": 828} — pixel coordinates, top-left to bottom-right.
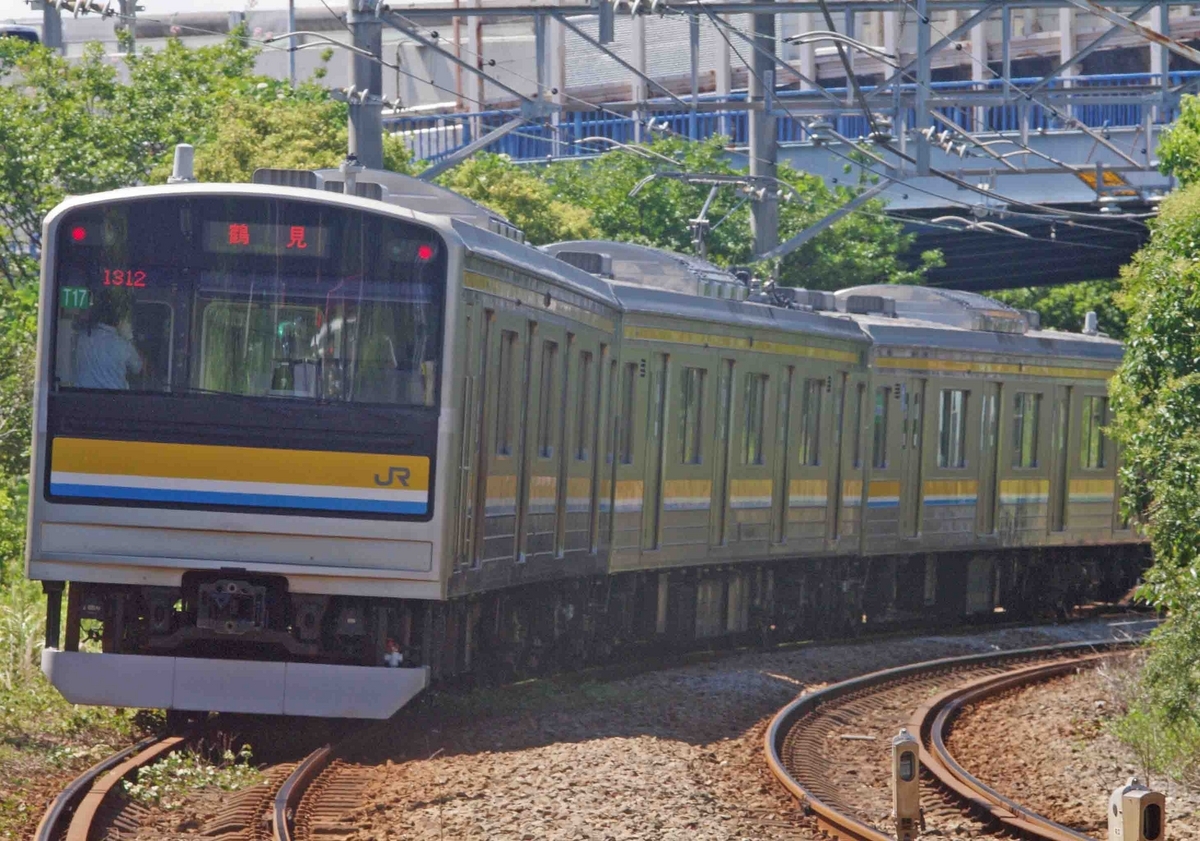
{"left": 73, "top": 293, "right": 143, "bottom": 390}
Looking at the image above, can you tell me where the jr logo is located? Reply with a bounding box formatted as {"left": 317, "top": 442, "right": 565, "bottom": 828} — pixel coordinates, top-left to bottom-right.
{"left": 374, "top": 466, "right": 411, "bottom": 488}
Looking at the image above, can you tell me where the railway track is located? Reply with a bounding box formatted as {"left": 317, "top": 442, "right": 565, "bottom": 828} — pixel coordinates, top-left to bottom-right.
{"left": 36, "top": 722, "right": 382, "bottom": 841}
{"left": 765, "top": 641, "right": 1131, "bottom": 841}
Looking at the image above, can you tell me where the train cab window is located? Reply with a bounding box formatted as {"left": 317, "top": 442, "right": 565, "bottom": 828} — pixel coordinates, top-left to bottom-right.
{"left": 681, "top": 366, "right": 706, "bottom": 465}
{"left": 799, "top": 378, "right": 823, "bottom": 466}
{"left": 537, "top": 340, "right": 559, "bottom": 458}
{"left": 495, "top": 330, "right": 518, "bottom": 456}
{"left": 937, "top": 389, "right": 969, "bottom": 468}
{"left": 743, "top": 373, "right": 768, "bottom": 465}
{"left": 619, "top": 362, "right": 637, "bottom": 465}
{"left": 1012, "top": 392, "right": 1041, "bottom": 468}
{"left": 1081, "top": 396, "right": 1107, "bottom": 469}
{"left": 872, "top": 386, "right": 889, "bottom": 469}
{"left": 576, "top": 351, "right": 593, "bottom": 461}
{"left": 53, "top": 198, "right": 446, "bottom": 406}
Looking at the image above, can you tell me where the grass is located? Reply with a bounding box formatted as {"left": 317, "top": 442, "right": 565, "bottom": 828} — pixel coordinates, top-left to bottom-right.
{"left": 1098, "top": 649, "right": 1200, "bottom": 789}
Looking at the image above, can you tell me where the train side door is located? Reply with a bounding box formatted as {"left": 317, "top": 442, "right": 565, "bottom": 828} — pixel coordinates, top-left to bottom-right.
{"left": 454, "top": 302, "right": 486, "bottom": 567}
{"left": 900, "top": 378, "right": 926, "bottom": 538}
{"left": 771, "top": 366, "right": 795, "bottom": 545}
{"left": 826, "top": 372, "right": 849, "bottom": 542}
{"left": 976, "top": 382, "right": 1001, "bottom": 535}
{"left": 522, "top": 323, "right": 569, "bottom": 561}
{"left": 641, "top": 353, "right": 669, "bottom": 550}
{"left": 710, "top": 358, "right": 736, "bottom": 547}
{"left": 1049, "top": 384, "right": 1072, "bottom": 532}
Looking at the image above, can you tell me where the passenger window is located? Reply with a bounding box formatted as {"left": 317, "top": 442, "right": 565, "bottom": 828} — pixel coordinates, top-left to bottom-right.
{"left": 576, "top": 351, "right": 593, "bottom": 461}
{"left": 619, "top": 362, "right": 637, "bottom": 465}
{"left": 799, "top": 378, "right": 822, "bottom": 466}
{"left": 495, "top": 330, "right": 518, "bottom": 456}
{"left": 1012, "top": 392, "right": 1041, "bottom": 468}
{"left": 742, "top": 373, "right": 768, "bottom": 465}
{"left": 1081, "top": 395, "right": 1107, "bottom": 469}
{"left": 680, "top": 366, "right": 706, "bottom": 465}
{"left": 537, "top": 341, "right": 559, "bottom": 458}
{"left": 872, "top": 386, "right": 889, "bottom": 469}
{"left": 937, "top": 389, "right": 969, "bottom": 468}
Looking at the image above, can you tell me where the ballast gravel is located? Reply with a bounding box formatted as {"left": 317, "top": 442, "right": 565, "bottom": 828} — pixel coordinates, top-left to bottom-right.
{"left": 339, "top": 617, "right": 1150, "bottom": 841}
{"left": 126, "top": 616, "right": 1154, "bottom": 841}
{"left": 946, "top": 656, "right": 1200, "bottom": 841}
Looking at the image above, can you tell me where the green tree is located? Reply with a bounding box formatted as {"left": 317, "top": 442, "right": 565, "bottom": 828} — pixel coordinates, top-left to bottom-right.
{"left": 1157, "top": 95, "right": 1200, "bottom": 186}
{"left": 990, "top": 280, "right": 1127, "bottom": 340}
{"left": 1111, "top": 183, "right": 1200, "bottom": 748}
{"left": 540, "top": 137, "right": 940, "bottom": 289}
{"left": 438, "top": 154, "right": 597, "bottom": 245}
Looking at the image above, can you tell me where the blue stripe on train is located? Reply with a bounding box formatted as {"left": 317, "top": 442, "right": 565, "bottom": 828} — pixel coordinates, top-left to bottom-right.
{"left": 49, "top": 483, "right": 428, "bottom": 514}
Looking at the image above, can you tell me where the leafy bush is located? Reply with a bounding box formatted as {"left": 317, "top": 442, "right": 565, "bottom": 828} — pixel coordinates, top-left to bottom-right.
{"left": 1112, "top": 181, "right": 1200, "bottom": 754}
{"left": 123, "top": 743, "right": 262, "bottom": 811}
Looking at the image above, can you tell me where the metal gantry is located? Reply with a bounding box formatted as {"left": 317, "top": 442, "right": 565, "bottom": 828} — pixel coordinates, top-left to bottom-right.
{"left": 31, "top": 0, "right": 1187, "bottom": 266}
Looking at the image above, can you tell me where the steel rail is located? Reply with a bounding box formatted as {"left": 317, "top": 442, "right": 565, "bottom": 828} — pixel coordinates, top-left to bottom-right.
{"left": 34, "top": 735, "right": 160, "bottom": 841}
{"left": 764, "top": 640, "right": 1135, "bottom": 841}
{"left": 33, "top": 734, "right": 188, "bottom": 841}
{"left": 273, "top": 745, "right": 336, "bottom": 841}
{"left": 915, "top": 656, "right": 1111, "bottom": 841}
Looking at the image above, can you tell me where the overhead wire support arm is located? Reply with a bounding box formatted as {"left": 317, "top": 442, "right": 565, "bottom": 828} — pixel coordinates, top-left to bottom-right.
{"left": 1060, "top": 0, "right": 1200, "bottom": 67}
{"left": 756, "top": 181, "right": 889, "bottom": 261}
{"left": 418, "top": 117, "right": 529, "bottom": 180}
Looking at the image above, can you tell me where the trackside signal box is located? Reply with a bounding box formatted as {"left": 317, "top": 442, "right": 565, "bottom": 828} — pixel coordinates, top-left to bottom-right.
{"left": 892, "top": 728, "right": 921, "bottom": 841}
{"left": 1109, "top": 778, "right": 1166, "bottom": 841}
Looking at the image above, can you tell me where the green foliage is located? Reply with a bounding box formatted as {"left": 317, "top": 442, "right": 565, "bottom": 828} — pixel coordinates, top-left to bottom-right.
{"left": 123, "top": 744, "right": 262, "bottom": 811}
{"left": 438, "top": 154, "right": 597, "bottom": 245}
{"left": 1158, "top": 95, "right": 1200, "bottom": 186}
{"left": 531, "top": 137, "right": 939, "bottom": 288}
{"left": 1111, "top": 182, "right": 1200, "bottom": 742}
{"left": 990, "top": 280, "right": 1127, "bottom": 340}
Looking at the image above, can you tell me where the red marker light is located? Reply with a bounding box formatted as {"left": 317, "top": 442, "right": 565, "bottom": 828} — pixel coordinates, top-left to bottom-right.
{"left": 416, "top": 243, "right": 435, "bottom": 261}
{"left": 70, "top": 226, "right": 87, "bottom": 243}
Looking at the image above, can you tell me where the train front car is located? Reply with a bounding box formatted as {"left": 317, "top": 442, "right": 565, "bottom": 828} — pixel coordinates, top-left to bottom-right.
{"left": 28, "top": 183, "right": 455, "bottom": 718}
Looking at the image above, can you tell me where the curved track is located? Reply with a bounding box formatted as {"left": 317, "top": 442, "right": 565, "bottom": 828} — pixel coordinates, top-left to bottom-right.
{"left": 37, "top": 722, "right": 381, "bottom": 841}
{"left": 765, "top": 642, "right": 1128, "bottom": 841}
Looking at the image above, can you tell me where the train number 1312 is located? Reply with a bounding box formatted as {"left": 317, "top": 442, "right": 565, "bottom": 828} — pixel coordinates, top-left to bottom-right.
{"left": 102, "top": 269, "right": 147, "bottom": 287}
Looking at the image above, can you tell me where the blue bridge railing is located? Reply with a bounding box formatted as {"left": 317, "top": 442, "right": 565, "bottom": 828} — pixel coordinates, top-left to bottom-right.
{"left": 384, "top": 70, "right": 1200, "bottom": 165}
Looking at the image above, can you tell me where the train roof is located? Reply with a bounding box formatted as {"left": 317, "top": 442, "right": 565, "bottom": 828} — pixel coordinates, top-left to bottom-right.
{"left": 609, "top": 282, "right": 871, "bottom": 347}
{"left": 542, "top": 240, "right": 748, "bottom": 300}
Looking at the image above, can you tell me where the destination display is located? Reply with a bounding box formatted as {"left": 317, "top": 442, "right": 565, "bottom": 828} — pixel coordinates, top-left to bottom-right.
{"left": 202, "top": 221, "right": 331, "bottom": 258}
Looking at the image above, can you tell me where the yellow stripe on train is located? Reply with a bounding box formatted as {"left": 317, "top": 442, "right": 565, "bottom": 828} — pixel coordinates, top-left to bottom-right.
{"left": 51, "top": 437, "right": 430, "bottom": 491}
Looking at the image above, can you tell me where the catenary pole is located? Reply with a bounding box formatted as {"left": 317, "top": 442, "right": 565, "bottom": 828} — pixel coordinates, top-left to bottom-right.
{"left": 749, "top": 0, "right": 779, "bottom": 256}
{"left": 348, "top": 0, "right": 385, "bottom": 169}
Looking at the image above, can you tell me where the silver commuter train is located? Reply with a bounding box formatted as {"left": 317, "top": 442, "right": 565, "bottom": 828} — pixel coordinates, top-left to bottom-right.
{"left": 27, "top": 165, "right": 1143, "bottom": 718}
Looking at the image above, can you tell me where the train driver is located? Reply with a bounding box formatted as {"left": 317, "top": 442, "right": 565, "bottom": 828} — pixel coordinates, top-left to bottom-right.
{"left": 73, "top": 290, "right": 144, "bottom": 390}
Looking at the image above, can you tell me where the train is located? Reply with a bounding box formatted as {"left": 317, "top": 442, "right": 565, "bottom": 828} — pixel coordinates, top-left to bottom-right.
{"left": 27, "top": 156, "right": 1145, "bottom": 718}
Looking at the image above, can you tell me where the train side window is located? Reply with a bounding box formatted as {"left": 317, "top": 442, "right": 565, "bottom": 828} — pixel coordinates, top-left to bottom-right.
{"left": 872, "top": 386, "right": 889, "bottom": 469}
{"left": 743, "top": 373, "right": 768, "bottom": 465}
{"left": 681, "top": 366, "right": 706, "bottom": 465}
{"left": 937, "top": 389, "right": 969, "bottom": 468}
{"left": 619, "top": 362, "right": 637, "bottom": 465}
{"left": 799, "top": 378, "right": 822, "bottom": 466}
{"left": 537, "top": 341, "right": 559, "bottom": 458}
{"left": 852, "top": 383, "right": 865, "bottom": 469}
{"left": 576, "top": 351, "right": 593, "bottom": 461}
{"left": 495, "top": 330, "right": 518, "bottom": 456}
{"left": 1081, "top": 395, "right": 1107, "bottom": 469}
{"left": 1012, "top": 392, "right": 1041, "bottom": 468}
